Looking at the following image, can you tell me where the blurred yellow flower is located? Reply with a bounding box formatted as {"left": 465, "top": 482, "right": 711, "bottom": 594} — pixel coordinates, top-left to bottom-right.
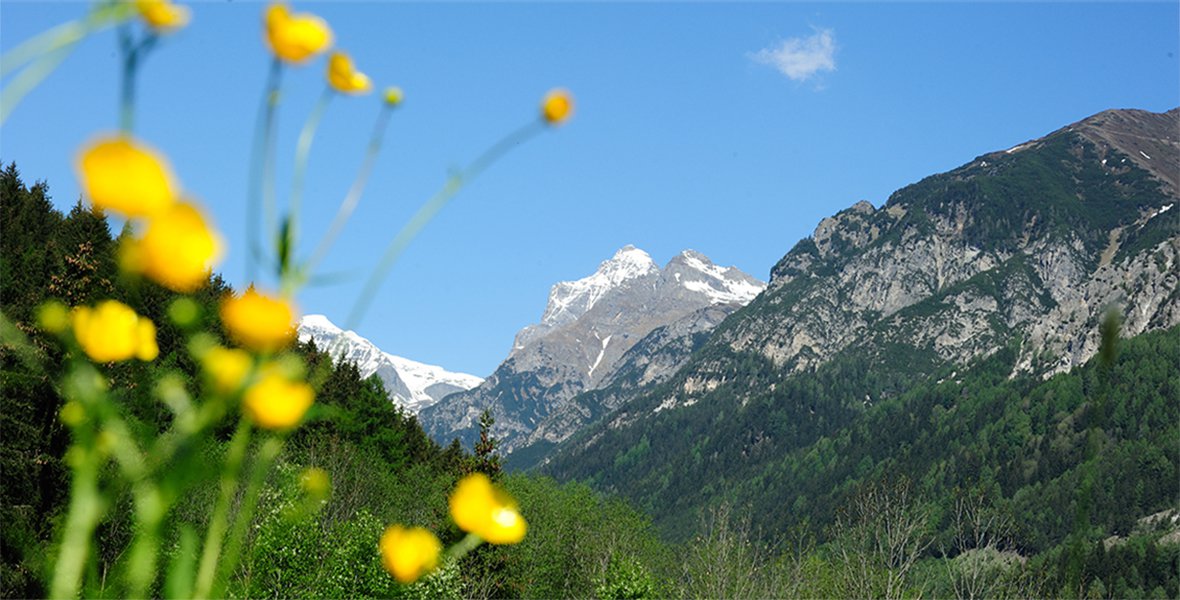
{"left": 379, "top": 525, "right": 441, "bottom": 584}
{"left": 76, "top": 136, "right": 178, "bottom": 218}
{"left": 122, "top": 201, "right": 222, "bottom": 292}
{"left": 202, "top": 346, "right": 252, "bottom": 395}
{"left": 326, "top": 52, "right": 372, "bottom": 95}
{"left": 383, "top": 86, "right": 404, "bottom": 107}
{"left": 135, "top": 0, "right": 191, "bottom": 33}
{"left": 219, "top": 288, "right": 296, "bottom": 353}
{"left": 300, "top": 467, "right": 330, "bottom": 498}
{"left": 448, "top": 473, "right": 527, "bottom": 544}
{"left": 37, "top": 301, "right": 70, "bottom": 335}
{"left": 265, "top": 3, "right": 333, "bottom": 65}
{"left": 71, "top": 300, "right": 159, "bottom": 363}
{"left": 242, "top": 367, "right": 314, "bottom": 429}
{"left": 541, "top": 89, "right": 574, "bottom": 126}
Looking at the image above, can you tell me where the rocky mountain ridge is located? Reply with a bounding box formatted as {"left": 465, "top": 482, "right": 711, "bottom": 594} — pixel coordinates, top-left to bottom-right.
{"left": 541, "top": 107, "right": 1179, "bottom": 512}
{"left": 418, "top": 246, "right": 765, "bottom": 452}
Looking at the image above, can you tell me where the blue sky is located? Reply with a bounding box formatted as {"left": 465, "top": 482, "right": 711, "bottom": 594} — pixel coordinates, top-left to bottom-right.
{"left": 2, "top": 2, "right": 1178, "bottom": 377}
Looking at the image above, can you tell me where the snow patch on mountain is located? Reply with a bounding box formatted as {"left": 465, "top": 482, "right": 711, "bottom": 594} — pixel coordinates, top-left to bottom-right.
{"left": 541, "top": 245, "right": 659, "bottom": 328}
{"left": 674, "top": 250, "right": 765, "bottom": 305}
{"left": 297, "top": 315, "right": 482, "bottom": 414}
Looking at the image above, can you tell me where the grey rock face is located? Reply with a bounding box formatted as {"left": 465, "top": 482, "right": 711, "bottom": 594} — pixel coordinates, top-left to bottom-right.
{"left": 418, "top": 247, "right": 765, "bottom": 452}
{"left": 658, "top": 107, "right": 1180, "bottom": 411}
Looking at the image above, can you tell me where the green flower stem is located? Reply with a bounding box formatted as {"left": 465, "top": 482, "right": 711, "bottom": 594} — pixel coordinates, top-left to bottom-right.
{"left": 284, "top": 87, "right": 335, "bottom": 284}
{"left": 95, "top": 414, "right": 166, "bottom": 599}
{"left": 117, "top": 26, "right": 157, "bottom": 135}
{"left": 124, "top": 484, "right": 166, "bottom": 598}
{"left": 212, "top": 436, "right": 283, "bottom": 598}
{"left": 345, "top": 119, "right": 545, "bottom": 329}
{"left": 193, "top": 419, "right": 252, "bottom": 600}
{"left": 48, "top": 445, "right": 106, "bottom": 600}
{"left": 247, "top": 59, "right": 283, "bottom": 283}
{"left": 445, "top": 533, "right": 483, "bottom": 562}
{"left": 304, "top": 102, "right": 394, "bottom": 276}
{"left": 0, "top": 3, "right": 130, "bottom": 124}
{"left": 117, "top": 24, "right": 136, "bottom": 133}
{"left": 1, "top": 38, "right": 78, "bottom": 125}
{"left": 48, "top": 371, "right": 109, "bottom": 600}
{"left": 1, "top": 19, "right": 87, "bottom": 77}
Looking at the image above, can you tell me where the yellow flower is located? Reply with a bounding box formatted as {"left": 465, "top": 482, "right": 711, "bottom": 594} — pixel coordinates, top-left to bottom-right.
{"left": 380, "top": 525, "right": 441, "bottom": 584}
{"left": 300, "top": 467, "right": 330, "bottom": 498}
{"left": 265, "top": 3, "right": 333, "bottom": 65}
{"left": 448, "top": 473, "right": 527, "bottom": 544}
{"left": 242, "top": 366, "right": 314, "bottom": 429}
{"left": 76, "top": 136, "right": 178, "bottom": 218}
{"left": 122, "top": 201, "right": 222, "bottom": 292}
{"left": 383, "top": 87, "right": 404, "bottom": 107}
{"left": 219, "top": 288, "right": 297, "bottom": 352}
{"left": 71, "top": 300, "right": 159, "bottom": 363}
{"left": 37, "top": 301, "right": 70, "bottom": 334}
{"left": 135, "top": 0, "right": 191, "bottom": 33}
{"left": 202, "top": 346, "right": 252, "bottom": 394}
{"left": 326, "top": 52, "right": 372, "bottom": 95}
{"left": 541, "top": 89, "right": 574, "bottom": 126}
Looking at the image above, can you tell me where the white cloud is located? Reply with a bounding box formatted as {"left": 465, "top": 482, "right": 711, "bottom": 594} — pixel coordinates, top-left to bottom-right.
{"left": 750, "top": 28, "right": 837, "bottom": 83}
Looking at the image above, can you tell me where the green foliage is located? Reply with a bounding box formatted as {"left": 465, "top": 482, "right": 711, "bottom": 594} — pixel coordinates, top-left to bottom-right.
{"left": 233, "top": 464, "right": 462, "bottom": 599}
{"left": 469, "top": 409, "right": 503, "bottom": 479}
{"left": 594, "top": 556, "right": 658, "bottom": 600}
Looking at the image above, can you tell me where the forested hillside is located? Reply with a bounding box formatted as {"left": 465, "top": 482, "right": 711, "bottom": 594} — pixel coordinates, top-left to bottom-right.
{"left": 0, "top": 165, "right": 671, "bottom": 599}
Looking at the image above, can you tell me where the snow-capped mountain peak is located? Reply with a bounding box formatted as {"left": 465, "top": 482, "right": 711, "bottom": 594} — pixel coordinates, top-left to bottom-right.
{"left": 538, "top": 245, "right": 659, "bottom": 329}
{"left": 297, "top": 315, "right": 482, "bottom": 414}
{"left": 668, "top": 249, "right": 766, "bottom": 305}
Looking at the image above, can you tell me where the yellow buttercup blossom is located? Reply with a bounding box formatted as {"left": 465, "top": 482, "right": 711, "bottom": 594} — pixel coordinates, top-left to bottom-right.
{"left": 122, "top": 201, "right": 222, "bottom": 292}
{"left": 37, "top": 301, "right": 70, "bottom": 335}
{"left": 71, "top": 300, "right": 159, "bottom": 363}
{"left": 326, "top": 52, "right": 372, "bottom": 95}
{"left": 540, "top": 89, "right": 574, "bottom": 126}
{"left": 135, "top": 0, "right": 191, "bottom": 33}
{"left": 265, "top": 3, "right": 333, "bottom": 65}
{"left": 242, "top": 367, "right": 314, "bottom": 429}
{"left": 220, "top": 288, "right": 297, "bottom": 352}
{"left": 76, "top": 136, "right": 178, "bottom": 218}
{"left": 383, "top": 87, "right": 404, "bottom": 107}
{"left": 202, "top": 346, "right": 252, "bottom": 394}
{"left": 300, "top": 467, "right": 330, "bottom": 498}
{"left": 380, "top": 525, "right": 441, "bottom": 584}
{"left": 448, "top": 473, "right": 527, "bottom": 544}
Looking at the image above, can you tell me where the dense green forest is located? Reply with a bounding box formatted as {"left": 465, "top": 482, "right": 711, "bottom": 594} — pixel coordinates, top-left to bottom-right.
{"left": 3, "top": 163, "right": 1178, "bottom": 599}
{"left": 544, "top": 320, "right": 1180, "bottom": 596}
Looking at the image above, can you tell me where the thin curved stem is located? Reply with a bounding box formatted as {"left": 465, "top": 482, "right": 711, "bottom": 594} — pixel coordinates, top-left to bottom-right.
{"left": 193, "top": 419, "right": 252, "bottom": 600}
{"left": 211, "top": 436, "right": 282, "bottom": 599}
{"left": 345, "top": 119, "right": 544, "bottom": 329}
{"left": 305, "top": 103, "right": 393, "bottom": 275}
{"left": 285, "top": 87, "right": 335, "bottom": 282}
{"left": 1, "top": 4, "right": 131, "bottom": 124}
{"left": 1, "top": 39, "right": 77, "bottom": 125}
{"left": 1, "top": 19, "right": 87, "bottom": 77}
{"left": 247, "top": 59, "right": 283, "bottom": 283}
{"left": 48, "top": 451, "right": 105, "bottom": 600}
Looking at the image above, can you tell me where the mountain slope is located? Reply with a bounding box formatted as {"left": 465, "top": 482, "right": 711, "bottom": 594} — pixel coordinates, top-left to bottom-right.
{"left": 297, "top": 315, "right": 483, "bottom": 414}
{"left": 419, "top": 246, "right": 765, "bottom": 451}
{"left": 541, "top": 107, "right": 1180, "bottom": 541}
